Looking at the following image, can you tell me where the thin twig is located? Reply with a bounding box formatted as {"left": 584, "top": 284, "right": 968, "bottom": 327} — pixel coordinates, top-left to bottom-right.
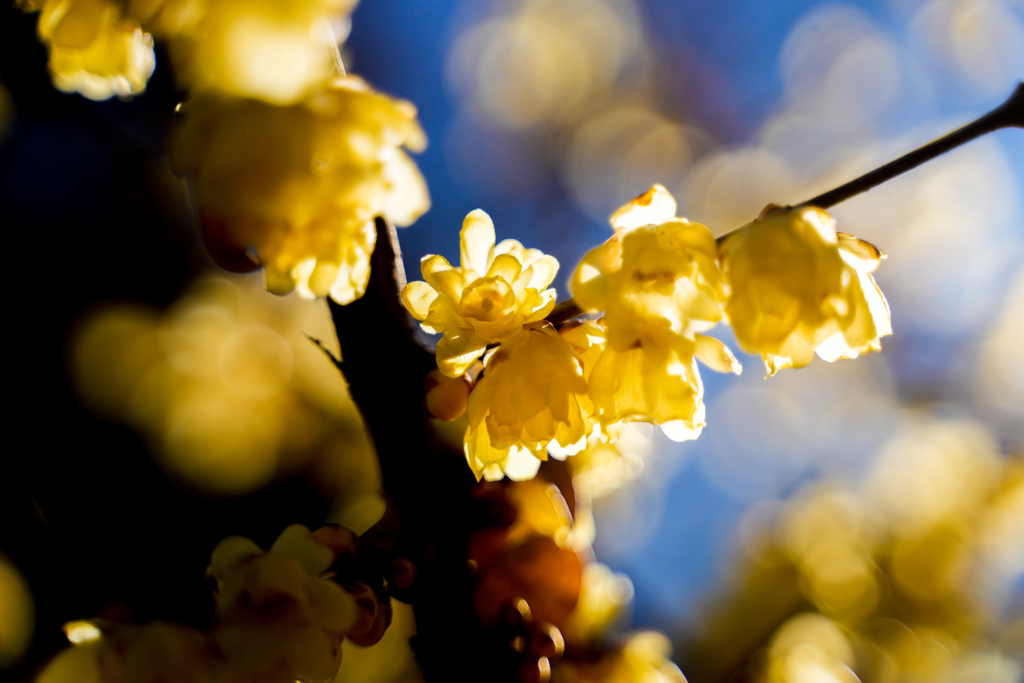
{"left": 799, "top": 81, "right": 1023, "bottom": 209}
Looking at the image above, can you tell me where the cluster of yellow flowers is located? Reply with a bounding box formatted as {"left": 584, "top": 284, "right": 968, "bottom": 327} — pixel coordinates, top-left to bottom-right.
{"left": 403, "top": 185, "right": 891, "bottom": 480}
{"left": 170, "top": 78, "right": 428, "bottom": 303}
{"left": 19, "top": 0, "right": 356, "bottom": 102}
{"left": 20, "top": 0, "right": 430, "bottom": 306}
{"left": 37, "top": 524, "right": 384, "bottom": 683}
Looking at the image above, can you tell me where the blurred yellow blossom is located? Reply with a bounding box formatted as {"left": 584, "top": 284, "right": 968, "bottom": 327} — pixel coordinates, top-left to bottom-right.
{"left": 719, "top": 205, "right": 891, "bottom": 376}
{"left": 163, "top": 0, "right": 359, "bottom": 104}
{"left": 571, "top": 185, "right": 728, "bottom": 349}
{"left": 207, "top": 525, "right": 359, "bottom": 683}
{"left": 446, "top": 0, "right": 647, "bottom": 131}
{"left": 464, "top": 324, "right": 591, "bottom": 481}
{"left": 765, "top": 614, "right": 860, "bottom": 683}
{"left": 0, "top": 555, "right": 34, "bottom": 668}
{"left": 687, "top": 420, "right": 1023, "bottom": 683}
{"left": 555, "top": 631, "right": 686, "bottom": 683}
{"left": 37, "top": 621, "right": 223, "bottom": 683}
{"left": 402, "top": 209, "right": 559, "bottom": 377}
{"left": 171, "top": 76, "right": 428, "bottom": 304}
{"left": 22, "top": 0, "right": 156, "bottom": 100}
{"left": 72, "top": 274, "right": 371, "bottom": 496}
{"left": 560, "top": 562, "right": 635, "bottom": 644}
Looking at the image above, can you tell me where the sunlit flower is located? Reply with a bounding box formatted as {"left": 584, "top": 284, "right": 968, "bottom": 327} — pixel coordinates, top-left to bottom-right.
{"left": 719, "top": 205, "right": 891, "bottom": 376}
{"left": 562, "top": 315, "right": 738, "bottom": 442}
{"left": 588, "top": 330, "right": 741, "bottom": 442}
{"left": 464, "top": 324, "right": 590, "bottom": 481}
{"left": 163, "top": 0, "right": 359, "bottom": 104}
{"left": 402, "top": 210, "right": 559, "bottom": 377}
{"left": 571, "top": 185, "right": 727, "bottom": 350}
{"left": 208, "top": 525, "right": 359, "bottom": 683}
{"left": 22, "top": 0, "right": 156, "bottom": 100}
{"left": 171, "top": 76, "right": 428, "bottom": 304}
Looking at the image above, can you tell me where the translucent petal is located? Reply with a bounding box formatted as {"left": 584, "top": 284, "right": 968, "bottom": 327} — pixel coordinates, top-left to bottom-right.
{"left": 486, "top": 253, "right": 523, "bottom": 285}
{"left": 382, "top": 150, "right": 430, "bottom": 227}
{"left": 838, "top": 233, "right": 885, "bottom": 271}
{"left": 503, "top": 446, "right": 544, "bottom": 481}
{"left": 694, "top": 334, "right": 743, "bottom": 375}
{"left": 522, "top": 255, "right": 559, "bottom": 292}
{"left": 400, "top": 280, "right": 437, "bottom": 320}
{"left": 460, "top": 209, "right": 496, "bottom": 278}
{"left": 437, "top": 330, "right": 487, "bottom": 378}
{"left": 421, "top": 254, "right": 463, "bottom": 300}
{"left": 610, "top": 184, "right": 677, "bottom": 232}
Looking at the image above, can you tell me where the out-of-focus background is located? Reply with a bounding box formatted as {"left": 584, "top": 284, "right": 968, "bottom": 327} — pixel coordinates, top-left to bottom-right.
{"left": 2, "top": 0, "right": 1022, "bottom": 681}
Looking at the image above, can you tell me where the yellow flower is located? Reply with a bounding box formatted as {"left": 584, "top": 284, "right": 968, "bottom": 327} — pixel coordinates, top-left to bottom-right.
{"left": 171, "top": 76, "right": 429, "bottom": 304}
{"left": 571, "top": 185, "right": 726, "bottom": 350}
{"left": 562, "top": 283, "right": 739, "bottom": 442}
{"left": 401, "top": 210, "right": 559, "bottom": 377}
{"left": 587, "top": 329, "right": 739, "bottom": 442}
{"left": 23, "top": 0, "right": 156, "bottom": 100}
{"left": 464, "top": 324, "right": 591, "bottom": 481}
{"left": 208, "top": 525, "right": 359, "bottom": 683}
{"left": 162, "top": 0, "right": 360, "bottom": 104}
{"left": 719, "top": 205, "right": 891, "bottom": 376}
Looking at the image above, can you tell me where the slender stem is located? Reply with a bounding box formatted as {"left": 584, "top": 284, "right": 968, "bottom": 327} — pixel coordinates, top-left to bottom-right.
{"left": 799, "top": 81, "right": 1023, "bottom": 209}
{"left": 327, "top": 17, "right": 348, "bottom": 76}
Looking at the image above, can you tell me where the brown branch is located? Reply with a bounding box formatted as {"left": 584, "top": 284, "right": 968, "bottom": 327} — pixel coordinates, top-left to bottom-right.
{"left": 546, "top": 299, "right": 586, "bottom": 325}
{"left": 327, "top": 217, "right": 522, "bottom": 683}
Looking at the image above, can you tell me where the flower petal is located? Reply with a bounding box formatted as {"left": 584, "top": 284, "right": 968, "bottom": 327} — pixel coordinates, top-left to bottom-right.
{"left": 522, "top": 254, "right": 559, "bottom": 292}
{"left": 610, "top": 184, "right": 678, "bottom": 233}
{"left": 461, "top": 209, "right": 496, "bottom": 278}
{"left": 694, "top": 334, "right": 742, "bottom": 375}
{"left": 401, "top": 280, "right": 438, "bottom": 320}
{"left": 437, "top": 330, "right": 487, "bottom": 377}
{"left": 421, "top": 254, "right": 463, "bottom": 300}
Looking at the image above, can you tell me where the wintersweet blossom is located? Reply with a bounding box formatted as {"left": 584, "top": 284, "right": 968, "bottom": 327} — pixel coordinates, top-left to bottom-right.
{"left": 570, "top": 185, "right": 726, "bottom": 350}
{"left": 464, "top": 324, "right": 591, "bottom": 481}
{"left": 22, "top": 0, "right": 156, "bottom": 100}
{"left": 162, "top": 0, "right": 360, "bottom": 104}
{"left": 719, "top": 205, "right": 891, "bottom": 376}
{"left": 207, "top": 525, "right": 359, "bottom": 683}
{"left": 402, "top": 210, "right": 559, "bottom": 377}
{"left": 171, "top": 76, "right": 429, "bottom": 304}
{"left": 566, "top": 186, "right": 740, "bottom": 439}
{"left": 585, "top": 327, "right": 740, "bottom": 441}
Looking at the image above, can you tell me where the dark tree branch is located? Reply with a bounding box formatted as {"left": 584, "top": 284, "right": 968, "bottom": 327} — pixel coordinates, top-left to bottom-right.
{"left": 327, "top": 217, "right": 521, "bottom": 683}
